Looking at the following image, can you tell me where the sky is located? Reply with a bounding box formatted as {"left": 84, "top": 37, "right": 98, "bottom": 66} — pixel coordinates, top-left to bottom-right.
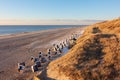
{"left": 0, "top": 0, "right": 120, "bottom": 25}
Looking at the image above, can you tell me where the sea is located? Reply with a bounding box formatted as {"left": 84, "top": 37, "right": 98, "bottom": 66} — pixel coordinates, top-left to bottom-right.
{"left": 0, "top": 25, "right": 85, "bottom": 35}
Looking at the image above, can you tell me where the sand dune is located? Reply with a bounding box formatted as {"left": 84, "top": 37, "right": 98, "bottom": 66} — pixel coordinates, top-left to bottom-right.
{"left": 46, "top": 18, "right": 120, "bottom": 80}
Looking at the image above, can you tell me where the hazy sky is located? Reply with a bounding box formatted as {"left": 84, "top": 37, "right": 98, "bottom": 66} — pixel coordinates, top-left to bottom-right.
{"left": 0, "top": 0, "right": 120, "bottom": 25}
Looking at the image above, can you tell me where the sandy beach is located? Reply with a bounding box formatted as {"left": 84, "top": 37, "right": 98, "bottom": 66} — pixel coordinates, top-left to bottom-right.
{"left": 0, "top": 27, "right": 84, "bottom": 80}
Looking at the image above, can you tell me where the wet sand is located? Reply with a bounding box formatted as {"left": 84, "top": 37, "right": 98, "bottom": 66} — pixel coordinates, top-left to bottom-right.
{"left": 0, "top": 27, "right": 84, "bottom": 80}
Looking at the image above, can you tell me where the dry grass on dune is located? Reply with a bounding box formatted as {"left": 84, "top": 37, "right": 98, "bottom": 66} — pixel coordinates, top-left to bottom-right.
{"left": 84, "top": 18, "right": 120, "bottom": 34}
{"left": 46, "top": 18, "right": 120, "bottom": 80}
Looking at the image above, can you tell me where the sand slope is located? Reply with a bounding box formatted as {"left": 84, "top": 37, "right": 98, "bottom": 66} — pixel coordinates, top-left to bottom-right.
{"left": 47, "top": 18, "right": 120, "bottom": 80}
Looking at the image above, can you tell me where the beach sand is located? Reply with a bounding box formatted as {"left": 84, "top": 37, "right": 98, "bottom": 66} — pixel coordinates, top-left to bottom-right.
{"left": 0, "top": 27, "right": 84, "bottom": 80}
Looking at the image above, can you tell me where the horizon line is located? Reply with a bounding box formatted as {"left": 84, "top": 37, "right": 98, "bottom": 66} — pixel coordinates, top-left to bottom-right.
{"left": 0, "top": 19, "right": 104, "bottom": 25}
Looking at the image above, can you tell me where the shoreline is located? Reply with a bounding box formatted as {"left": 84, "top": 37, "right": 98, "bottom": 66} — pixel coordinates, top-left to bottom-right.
{"left": 0, "top": 25, "right": 86, "bottom": 36}
{"left": 0, "top": 27, "right": 85, "bottom": 40}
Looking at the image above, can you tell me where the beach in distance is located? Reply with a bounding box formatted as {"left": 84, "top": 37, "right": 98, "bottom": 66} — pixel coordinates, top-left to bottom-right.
{"left": 0, "top": 25, "right": 85, "bottom": 35}
{"left": 0, "top": 26, "right": 85, "bottom": 80}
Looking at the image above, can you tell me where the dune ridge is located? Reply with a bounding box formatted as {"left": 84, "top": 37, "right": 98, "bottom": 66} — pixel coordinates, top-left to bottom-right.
{"left": 46, "top": 18, "right": 120, "bottom": 80}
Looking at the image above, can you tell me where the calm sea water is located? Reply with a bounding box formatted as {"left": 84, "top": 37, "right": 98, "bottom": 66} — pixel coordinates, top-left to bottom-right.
{"left": 0, "top": 25, "right": 85, "bottom": 35}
